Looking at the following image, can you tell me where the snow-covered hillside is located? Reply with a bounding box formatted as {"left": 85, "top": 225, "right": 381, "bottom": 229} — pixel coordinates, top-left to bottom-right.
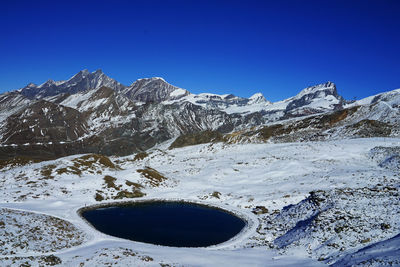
{"left": 0, "top": 138, "right": 399, "bottom": 266}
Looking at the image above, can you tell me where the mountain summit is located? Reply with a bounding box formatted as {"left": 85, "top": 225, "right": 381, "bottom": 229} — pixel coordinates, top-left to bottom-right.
{"left": 19, "top": 69, "right": 126, "bottom": 99}
{"left": 284, "top": 81, "right": 344, "bottom": 114}
{"left": 121, "top": 77, "right": 190, "bottom": 102}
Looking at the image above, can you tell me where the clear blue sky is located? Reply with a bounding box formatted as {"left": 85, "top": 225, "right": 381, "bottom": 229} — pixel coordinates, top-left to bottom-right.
{"left": 0, "top": 0, "right": 399, "bottom": 101}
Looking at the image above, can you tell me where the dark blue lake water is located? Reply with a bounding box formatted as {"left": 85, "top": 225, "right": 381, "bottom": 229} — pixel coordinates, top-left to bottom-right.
{"left": 81, "top": 201, "right": 245, "bottom": 247}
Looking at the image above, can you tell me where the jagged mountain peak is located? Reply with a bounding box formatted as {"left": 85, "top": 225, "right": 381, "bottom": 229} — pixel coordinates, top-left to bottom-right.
{"left": 249, "top": 93, "right": 269, "bottom": 104}
{"left": 138, "top": 76, "right": 165, "bottom": 81}
{"left": 19, "top": 69, "right": 126, "bottom": 99}
{"left": 69, "top": 69, "right": 90, "bottom": 80}
{"left": 297, "top": 81, "right": 338, "bottom": 97}
{"left": 41, "top": 79, "right": 55, "bottom": 87}
{"left": 38, "top": 79, "right": 63, "bottom": 88}
{"left": 282, "top": 81, "right": 343, "bottom": 114}
{"left": 69, "top": 69, "right": 104, "bottom": 81}
{"left": 130, "top": 77, "right": 168, "bottom": 86}
{"left": 123, "top": 77, "right": 189, "bottom": 102}
{"left": 26, "top": 82, "right": 37, "bottom": 87}
{"left": 79, "top": 69, "right": 90, "bottom": 75}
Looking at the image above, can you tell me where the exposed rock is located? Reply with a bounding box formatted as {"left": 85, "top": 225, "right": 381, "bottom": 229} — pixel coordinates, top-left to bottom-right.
{"left": 121, "top": 77, "right": 189, "bottom": 102}
{"left": 169, "top": 130, "right": 224, "bottom": 149}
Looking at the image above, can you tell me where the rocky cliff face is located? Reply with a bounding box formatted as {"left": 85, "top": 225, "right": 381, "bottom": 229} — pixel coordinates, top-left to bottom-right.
{"left": 285, "top": 81, "right": 344, "bottom": 112}
{"left": 120, "top": 77, "right": 190, "bottom": 102}
{"left": 0, "top": 70, "right": 398, "bottom": 159}
{"left": 0, "top": 100, "right": 89, "bottom": 155}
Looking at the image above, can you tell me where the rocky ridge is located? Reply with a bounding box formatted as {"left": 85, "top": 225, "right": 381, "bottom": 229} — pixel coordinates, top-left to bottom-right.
{"left": 0, "top": 70, "right": 399, "bottom": 159}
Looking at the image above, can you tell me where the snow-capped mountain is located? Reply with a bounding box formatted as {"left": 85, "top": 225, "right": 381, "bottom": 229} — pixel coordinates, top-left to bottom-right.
{"left": 249, "top": 92, "right": 269, "bottom": 104}
{"left": 282, "top": 81, "right": 344, "bottom": 113}
{"left": 167, "top": 81, "right": 343, "bottom": 120}
{"left": 120, "top": 77, "right": 190, "bottom": 102}
{"left": 1, "top": 70, "right": 399, "bottom": 267}
{"left": 19, "top": 69, "right": 126, "bottom": 99}
{"left": 166, "top": 92, "right": 270, "bottom": 115}
{"left": 0, "top": 69, "right": 399, "bottom": 159}
{"left": 253, "top": 81, "right": 344, "bottom": 120}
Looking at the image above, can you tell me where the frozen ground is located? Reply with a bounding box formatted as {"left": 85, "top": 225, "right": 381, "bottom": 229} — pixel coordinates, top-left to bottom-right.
{"left": 0, "top": 138, "right": 399, "bottom": 266}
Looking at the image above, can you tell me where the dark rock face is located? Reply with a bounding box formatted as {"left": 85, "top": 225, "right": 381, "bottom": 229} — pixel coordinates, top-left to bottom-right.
{"left": 121, "top": 77, "right": 189, "bottom": 102}
{"left": 1, "top": 100, "right": 88, "bottom": 145}
{"left": 128, "top": 101, "right": 244, "bottom": 145}
{"left": 0, "top": 91, "right": 31, "bottom": 111}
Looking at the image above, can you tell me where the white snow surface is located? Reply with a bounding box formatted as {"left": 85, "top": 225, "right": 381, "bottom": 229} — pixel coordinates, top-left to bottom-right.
{"left": 1, "top": 138, "right": 400, "bottom": 265}
{"left": 347, "top": 88, "right": 400, "bottom": 107}
{"left": 296, "top": 81, "right": 335, "bottom": 98}
{"left": 249, "top": 92, "right": 268, "bottom": 104}
{"left": 163, "top": 81, "right": 341, "bottom": 116}
{"left": 169, "top": 88, "right": 188, "bottom": 98}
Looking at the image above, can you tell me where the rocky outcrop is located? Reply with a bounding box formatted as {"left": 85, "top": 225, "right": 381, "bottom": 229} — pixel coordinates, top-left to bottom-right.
{"left": 121, "top": 77, "right": 189, "bottom": 102}
{"left": 1, "top": 100, "right": 88, "bottom": 145}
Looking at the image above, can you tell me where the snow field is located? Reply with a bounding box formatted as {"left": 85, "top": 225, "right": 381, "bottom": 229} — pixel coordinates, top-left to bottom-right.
{"left": 0, "top": 138, "right": 399, "bottom": 265}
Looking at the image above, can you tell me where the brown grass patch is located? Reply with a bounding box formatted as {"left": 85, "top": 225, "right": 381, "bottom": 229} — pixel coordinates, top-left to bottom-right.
{"left": 56, "top": 166, "right": 81, "bottom": 176}
{"left": 0, "top": 157, "right": 42, "bottom": 170}
{"left": 103, "top": 175, "right": 120, "bottom": 190}
{"left": 133, "top": 152, "right": 149, "bottom": 161}
{"left": 169, "top": 130, "right": 224, "bottom": 149}
{"left": 94, "top": 175, "right": 146, "bottom": 201}
{"left": 113, "top": 190, "right": 146, "bottom": 199}
{"left": 137, "top": 167, "right": 167, "bottom": 187}
{"left": 126, "top": 180, "right": 144, "bottom": 189}
{"left": 54, "top": 154, "right": 119, "bottom": 176}
{"left": 95, "top": 192, "right": 105, "bottom": 202}
{"left": 40, "top": 164, "right": 56, "bottom": 179}
{"left": 73, "top": 154, "right": 118, "bottom": 170}
{"left": 211, "top": 191, "right": 221, "bottom": 199}
{"left": 95, "top": 177, "right": 146, "bottom": 201}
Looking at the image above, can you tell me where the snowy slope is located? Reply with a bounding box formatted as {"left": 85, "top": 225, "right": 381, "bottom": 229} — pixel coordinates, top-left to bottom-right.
{"left": 332, "top": 233, "right": 400, "bottom": 266}
{"left": 0, "top": 138, "right": 399, "bottom": 265}
{"left": 347, "top": 88, "right": 400, "bottom": 107}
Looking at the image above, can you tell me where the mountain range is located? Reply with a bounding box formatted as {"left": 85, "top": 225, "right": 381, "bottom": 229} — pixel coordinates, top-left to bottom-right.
{"left": 0, "top": 69, "right": 399, "bottom": 159}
